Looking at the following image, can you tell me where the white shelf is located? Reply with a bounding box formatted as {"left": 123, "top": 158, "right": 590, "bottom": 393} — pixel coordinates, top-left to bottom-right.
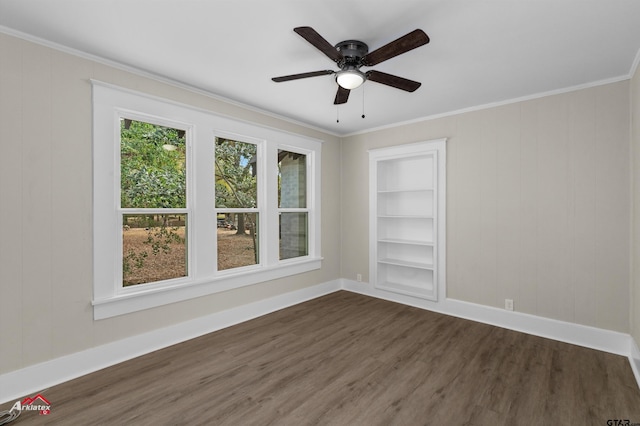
{"left": 378, "top": 238, "right": 433, "bottom": 246}
{"left": 376, "top": 281, "right": 434, "bottom": 298}
{"left": 378, "top": 258, "right": 434, "bottom": 270}
{"left": 369, "top": 138, "right": 446, "bottom": 302}
{"left": 377, "top": 214, "right": 433, "bottom": 219}
{"left": 378, "top": 188, "right": 433, "bottom": 193}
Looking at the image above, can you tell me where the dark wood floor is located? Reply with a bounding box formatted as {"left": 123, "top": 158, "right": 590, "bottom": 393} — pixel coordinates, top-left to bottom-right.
{"left": 3, "top": 291, "right": 640, "bottom": 425}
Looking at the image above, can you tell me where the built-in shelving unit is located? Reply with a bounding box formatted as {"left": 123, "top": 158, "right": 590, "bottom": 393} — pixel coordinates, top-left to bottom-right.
{"left": 369, "top": 139, "right": 446, "bottom": 301}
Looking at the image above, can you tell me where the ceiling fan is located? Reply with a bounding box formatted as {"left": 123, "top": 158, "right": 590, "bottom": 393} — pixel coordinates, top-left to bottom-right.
{"left": 272, "top": 26, "right": 430, "bottom": 105}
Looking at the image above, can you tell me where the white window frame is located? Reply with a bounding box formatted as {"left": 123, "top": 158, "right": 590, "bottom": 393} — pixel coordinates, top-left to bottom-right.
{"left": 92, "top": 81, "right": 322, "bottom": 319}
{"left": 277, "top": 145, "right": 313, "bottom": 261}
{"left": 213, "top": 131, "right": 264, "bottom": 274}
{"left": 117, "top": 112, "right": 193, "bottom": 289}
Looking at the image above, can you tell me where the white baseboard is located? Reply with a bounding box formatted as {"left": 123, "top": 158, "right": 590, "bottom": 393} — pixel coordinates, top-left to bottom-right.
{"left": 342, "top": 279, "right": 635, "bottom": 359}
{"left": 2, "top": 278, "right": 638, "bottom": 404}
{"left": 631, "top": 338, "right": 640, "bottom": 390}
{"left": 0, "top": 280, "right": 341, "bottom": 405}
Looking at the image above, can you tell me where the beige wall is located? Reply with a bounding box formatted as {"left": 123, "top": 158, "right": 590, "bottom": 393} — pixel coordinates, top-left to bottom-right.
{"left": 0, "top": 33, "right": 342, "bottom": 374}
{"left": 632, "top": 63, "right": 640, "bottom": 346}
{"left": 342, "top": 81, "right": 631, "bottom": 333}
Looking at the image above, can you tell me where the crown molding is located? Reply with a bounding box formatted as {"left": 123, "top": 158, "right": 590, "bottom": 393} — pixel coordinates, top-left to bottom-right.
{"left": 343, "top": 74, "right": 632, "bottom": 138}
{"left": 0, "top": 25, "right": 341, "bottom": 138}
{"left": 2, "top": 24, "right": 638, "bottom": 140}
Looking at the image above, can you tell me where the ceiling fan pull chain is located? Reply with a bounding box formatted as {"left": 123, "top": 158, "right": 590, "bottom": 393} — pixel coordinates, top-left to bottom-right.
{"left": 362, "top": 85, "right": 366, "bottom": 119}
{"left": 336, "top": 105, "right": 340, "bottom": 123}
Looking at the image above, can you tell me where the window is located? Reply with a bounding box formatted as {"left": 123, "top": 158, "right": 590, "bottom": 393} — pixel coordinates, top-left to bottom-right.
{"left": 278, "top": 150, "right": 308, "bottom": 260}
{"left": 120, "top": 119, "right": 188, "bottom": 286}
{"left": 215, "top": 137, "right": 259, "bottom": 271}
{"left": 92, "top": 82, "right": 322, "bottom": 319}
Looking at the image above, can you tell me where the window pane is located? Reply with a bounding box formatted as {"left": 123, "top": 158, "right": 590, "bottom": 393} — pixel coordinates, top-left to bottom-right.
{"left": 120, "top": 119, "right": 186, "bottom": 208}
{"left": 280, "top": 212, "right": 308, "bottom": 260}
{"left": 278, "top": 150, "right": 306, "bottom": 208}
{"left": 215, "top": 138, "right": 257, "bottom": 208}
{"left": 217, "top": 213, "right": 259, "bottom": 270}
{"left": 122, "top": 214, "right": 188, "bottom": 286}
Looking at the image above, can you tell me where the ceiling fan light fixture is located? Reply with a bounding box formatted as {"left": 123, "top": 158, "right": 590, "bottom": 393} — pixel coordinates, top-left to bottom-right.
{"left": 336, "top": 69, "right": 365, "bottom": 90}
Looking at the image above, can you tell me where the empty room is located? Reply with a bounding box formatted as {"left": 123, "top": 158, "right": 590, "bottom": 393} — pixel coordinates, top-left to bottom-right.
{"left": 1, "top": 1, "right": 640, "bottom": 424}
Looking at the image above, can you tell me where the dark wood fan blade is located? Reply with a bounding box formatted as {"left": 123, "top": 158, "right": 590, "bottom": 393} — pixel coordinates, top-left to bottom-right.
{"left": 362, "top": 29, "right": 429, "bottom": 66}
{"left": 294, "top": 26, "right": 343, "bottom": 63}
{"left": 334, "top": 86, "right": 350, "bottom": 104}
{"left": 272, "top": 70, "right": 335, "bottom": 82}
{"left": 366, "top": 70, "right": 421, "bottom": 92}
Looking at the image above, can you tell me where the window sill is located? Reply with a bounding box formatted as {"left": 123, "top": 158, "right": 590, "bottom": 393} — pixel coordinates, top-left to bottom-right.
{"left": 92, "top": 257, "right": 323, "bottom": 320}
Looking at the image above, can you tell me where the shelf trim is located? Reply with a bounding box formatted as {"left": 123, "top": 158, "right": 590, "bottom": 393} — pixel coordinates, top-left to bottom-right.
{"left": 377, "top": 238, "right": 434, "bottom": 246}
{"left": 375, "top": 281, "right": 436, "bottom": 300}
{"left": 377, "top": 188, "right": 434, "bottom": 193}
{"left": 378, "top": 258, "right": 435, "bottom": 270}
{"left": 377, "top": 214, "right": 434, "bottom": 219}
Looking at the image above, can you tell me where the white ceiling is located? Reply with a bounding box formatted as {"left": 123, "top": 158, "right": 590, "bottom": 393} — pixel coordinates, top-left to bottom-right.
{"left": 1, "top": 0, "right": 640, "bottom": 136}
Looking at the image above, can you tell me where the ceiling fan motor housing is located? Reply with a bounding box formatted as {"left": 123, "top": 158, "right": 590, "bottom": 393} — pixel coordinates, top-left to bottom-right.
{"left": 335, "top": 40, "right": 368, "bottom": 68}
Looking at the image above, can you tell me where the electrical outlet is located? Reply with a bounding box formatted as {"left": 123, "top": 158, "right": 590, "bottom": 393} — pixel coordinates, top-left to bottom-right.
{"left": 505, "top": 299, "right": 514, "bottom": 311}
{"left": 356, "top": 273, "right": 362, "bottom": 282}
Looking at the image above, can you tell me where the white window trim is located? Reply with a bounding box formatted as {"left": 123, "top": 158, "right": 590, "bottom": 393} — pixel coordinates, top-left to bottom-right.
{"left": 92, "top": 81, "right": 322, "bottom": 319}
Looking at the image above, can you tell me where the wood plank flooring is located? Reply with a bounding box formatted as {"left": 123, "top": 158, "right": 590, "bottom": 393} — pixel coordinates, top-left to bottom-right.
{"left": 3, "top": 291, "right": 640, "bottom": 425}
